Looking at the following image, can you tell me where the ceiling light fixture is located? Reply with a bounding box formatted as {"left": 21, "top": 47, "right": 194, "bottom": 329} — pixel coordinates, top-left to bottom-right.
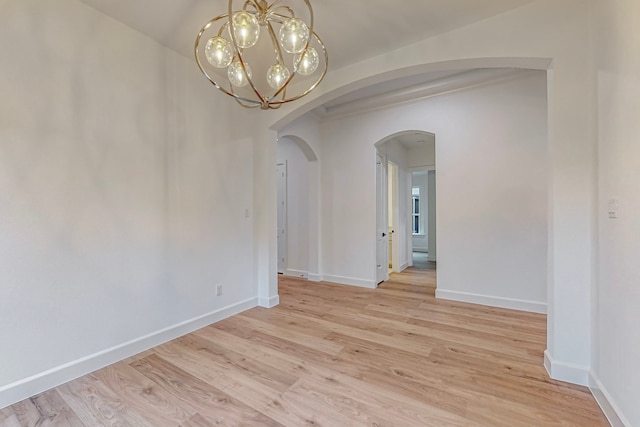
{"left": 195, "top": 0, "right": 328, "bottom": 110}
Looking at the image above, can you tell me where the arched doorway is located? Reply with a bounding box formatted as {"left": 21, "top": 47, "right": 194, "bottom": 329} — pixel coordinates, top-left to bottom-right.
{"left": 276, "top": 134, "right": 320, "bottom": 281}
{"left": 374, "top": 131, "right": 436, "bottom": 284}
{"left": 269, "top": 66, "right": 548, "bottom": 314}
{"left": 257, "top": 48, "right": 593, "bottom": 386}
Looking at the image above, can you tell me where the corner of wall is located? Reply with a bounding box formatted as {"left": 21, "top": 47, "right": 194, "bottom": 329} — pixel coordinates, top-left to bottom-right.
{"left": 543, "top": 350, "right": 589, "bottom": 387}
{"left": 322, "top": 275, "right": 377, "bottom": 289}
{"left": 308, "top": 273, "right": 322, "bottom": 282}
{"left": 589, "top": 372, "right": 632, "bottom": 427}
{"left": 436, "top": 289, "right": 547, "bottom": 314}
{"left": 0, "top": 297, "right": 258, "bottom": 410}
{"left": 259, "top": 295, "right": 280, "bottom": 308}
{"left": 285, "top": 270, "right": 309, "bottom": 280}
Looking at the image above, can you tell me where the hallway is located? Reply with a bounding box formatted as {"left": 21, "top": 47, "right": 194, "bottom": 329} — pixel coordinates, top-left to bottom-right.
{"left": 410, "top": 251, "right": 437, "bottom": 271}
{"left": 383, "top": 259, "right": 436, "bottom": 298}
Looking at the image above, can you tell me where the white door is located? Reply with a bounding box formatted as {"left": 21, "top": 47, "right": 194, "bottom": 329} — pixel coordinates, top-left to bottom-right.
{"left": 277, "top": 163, "right": 287, "bottom": 274}
{"left": 376, "top": 153, "right": 389, "bottom": 284}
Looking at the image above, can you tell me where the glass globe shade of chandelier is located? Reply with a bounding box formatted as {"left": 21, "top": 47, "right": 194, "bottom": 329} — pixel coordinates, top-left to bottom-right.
{"left": 195, "top": 0, "right": 328, "bottom": 110}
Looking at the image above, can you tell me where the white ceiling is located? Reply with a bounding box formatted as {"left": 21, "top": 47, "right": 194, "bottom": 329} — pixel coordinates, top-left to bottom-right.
{"left": 76, "top": 1, "right": 539, "bottom": 118}
{"left": 383, "top": 132, "right": 436, "bottom": 168}
{"left": 394, "top": 132, "right": 436, "bottom": 151}
{"left": 77, "top": 0, "right": 537, "bottom": 70}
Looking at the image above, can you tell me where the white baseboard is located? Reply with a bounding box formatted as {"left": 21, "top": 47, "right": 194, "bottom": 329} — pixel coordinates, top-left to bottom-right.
{"left": 322, "top": 275, "right": 377, "bottom": 289}
{"left": 0, "top": 297, "right": 258, "bottom": 410}
{"left": 308, "top": 273, "right": 322, "bottom": 282}
{"left": 285, "top": 269, "right": 308, "bottom": 279}
{"left": 589, "top": 372, "right": 631, "bottom": 427}
{"left": 398, "top": 262, "right": 409, "bottom": 272}
{"left": 544, "top": 349, "right": 552, "bottom": 378}
{"left": 294, "top": 274, "right": 376, "bottom": 289}
{"left": 436, "top": 289, "right": 547, "bottom": 314}
{"left": 543, "top": 350, "right": 589, "bottom": 386}
{"left": 259, "top": 295, "right": 280, "bottom": 308}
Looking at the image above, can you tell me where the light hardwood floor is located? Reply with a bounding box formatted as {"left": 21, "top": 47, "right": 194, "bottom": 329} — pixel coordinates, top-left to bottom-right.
{"left": 1, "top": 268, "right": 608, "bottom": 426}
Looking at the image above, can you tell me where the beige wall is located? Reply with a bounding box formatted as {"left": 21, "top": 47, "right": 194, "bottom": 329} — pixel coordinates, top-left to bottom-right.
{"left": 0, "top": 0, "right": 257, "bottom": 407}
{"left": 591, "top": 1, "right": 640, "bottom": 425}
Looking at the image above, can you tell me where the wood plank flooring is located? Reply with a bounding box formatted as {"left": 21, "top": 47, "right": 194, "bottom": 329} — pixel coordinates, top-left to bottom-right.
{"left": 1, "top": 268, "right": 608, "bottom": 426}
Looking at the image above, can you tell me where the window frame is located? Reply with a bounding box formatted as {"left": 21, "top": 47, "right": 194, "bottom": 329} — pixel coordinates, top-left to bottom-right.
{"left": 412, "top": 187, "right": 421, "bottom": 235}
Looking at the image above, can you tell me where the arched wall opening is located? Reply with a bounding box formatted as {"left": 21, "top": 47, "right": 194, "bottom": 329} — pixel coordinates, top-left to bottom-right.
{"left": 276, "top": 134, "right": 321, "bottom": 282}
{"left": 270, "top": 58, "right": 552, "bottom": 131}
{"left": 253, "top": 31, "right": 596, "bottom": 385}
{"left": 279, "top": 135, "right": 318, "bottom": 162}
{"left": 373, "top": 130, "right": 437, "bottom": 285}
{"left": 273, "top": 66, "right": 549, "bottom": 307}
{"left": 265, "top": 60, "right": 553, "bottom": 301}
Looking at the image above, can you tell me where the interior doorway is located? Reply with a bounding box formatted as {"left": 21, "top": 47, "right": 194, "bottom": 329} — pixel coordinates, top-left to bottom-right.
{"left": 412, "top": 252, "right": 437, "bottom": 271}
{"left": 276, "top": 162, "right": 287, "bottom": 274}
{"left": 375, "top": 152, "right": 389, "bottom": 285}
{"left": 375, "top": 131, "right": 436, "bottom": 285}
{"left": 411, "top": 168, "right": 437, "bottom": 266}
{"left": 276, "top": 135, "right": 319, "bottom": 280}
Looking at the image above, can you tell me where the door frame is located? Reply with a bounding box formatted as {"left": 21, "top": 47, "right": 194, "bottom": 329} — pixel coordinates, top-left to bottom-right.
{"left": 388, "top": 160, "right": 401, "bottom": 273}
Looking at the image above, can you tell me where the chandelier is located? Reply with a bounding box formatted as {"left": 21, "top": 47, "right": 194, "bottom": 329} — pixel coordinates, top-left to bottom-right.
{"left": 195, "top": 0, "right": 328, "bottom": 110}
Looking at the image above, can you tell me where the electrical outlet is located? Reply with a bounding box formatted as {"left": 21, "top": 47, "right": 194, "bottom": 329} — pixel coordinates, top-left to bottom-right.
{"left": 216, "top": 284, "right": 223, "bottom": 296}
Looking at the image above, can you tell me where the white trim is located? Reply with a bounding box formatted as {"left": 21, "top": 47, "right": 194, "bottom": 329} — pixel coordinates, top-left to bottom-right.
{"left": 544, "top": 349, "right": 552, "bottom": 376}
{"left": 323, "top": 275, "right": 377, "bottom": 289}
{"left": 398, "top": 262, "right": 409, "bottom": 272}
{"left": 259, "top": 295, "right": 280, "bottom": 308}
{"left": 317, "top": 69, "right": 539, "bottom": 121}
{"left": 436, "top": 289, "right": 547, "bottom": 314}
{"left": 0, "top": 297, "right": 258, "bottom": 409}
{"left": 589, "top": 372, "right": 631, "bottom": 427}
{"left": 308, "top": 273, "right": 322, "bottom": 282}
{"left": 276, "top": 161, "right": 288, "bottom": 275}
{"left": 285, "top": 269, "right": 308, "bottom": 279}
{"left": 543, "top": 350, "right": 589, "bottom": 386}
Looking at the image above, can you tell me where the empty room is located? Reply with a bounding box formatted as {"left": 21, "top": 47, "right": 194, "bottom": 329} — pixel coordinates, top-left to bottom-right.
{"left": 1, "top": 1, "right": 638, "bottom": 426}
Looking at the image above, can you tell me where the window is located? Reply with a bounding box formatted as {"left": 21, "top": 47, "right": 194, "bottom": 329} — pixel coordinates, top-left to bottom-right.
{"left": 412, "top": 187, "right": 420, "bottom": 235}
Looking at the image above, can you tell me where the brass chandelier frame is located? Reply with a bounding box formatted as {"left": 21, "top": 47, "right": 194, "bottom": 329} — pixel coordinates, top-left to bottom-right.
{"left": 195, "top": 0, "right": 328, "bottom": 110}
